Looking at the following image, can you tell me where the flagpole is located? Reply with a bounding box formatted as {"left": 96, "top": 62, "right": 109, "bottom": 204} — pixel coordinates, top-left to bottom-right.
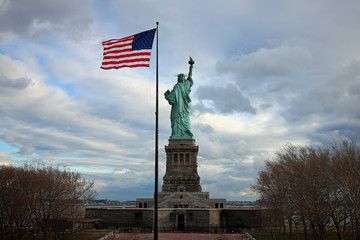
{"left": 154, "top": 21, "right": 159, "bottom": 240}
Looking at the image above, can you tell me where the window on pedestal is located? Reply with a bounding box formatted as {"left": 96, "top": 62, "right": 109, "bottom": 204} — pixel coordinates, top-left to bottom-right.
{"left": 174, "top": 154, "right": 178, "bottom": 164}
{"left": 180, "top": 154, "right": 184, "bottom": 163}
{"left": 186, "top": 154, "right": 190, "bottom": 163}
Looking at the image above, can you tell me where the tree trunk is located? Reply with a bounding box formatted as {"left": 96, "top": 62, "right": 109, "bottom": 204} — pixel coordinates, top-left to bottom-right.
{"left": 301, "top": 214, "right": 308, "bottom": 240}
{"left": 289, "top": 217, "right": 293, "bottom": 239}
{"left": 328, "top": 208, "right": 342, "bottom": 240}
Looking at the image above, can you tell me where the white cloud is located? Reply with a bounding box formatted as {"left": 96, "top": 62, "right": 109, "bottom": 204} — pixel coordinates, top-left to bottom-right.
{"left": 1, "top": 0, "right": 360, "bottom": 201}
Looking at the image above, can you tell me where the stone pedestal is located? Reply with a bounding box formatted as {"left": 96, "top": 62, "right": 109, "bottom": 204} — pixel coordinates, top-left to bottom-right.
{"left": 162, "top": 139, "right": 202, "bottom": 192}
{"left": 136, "top": 138, "right": 227, "bottom": 213}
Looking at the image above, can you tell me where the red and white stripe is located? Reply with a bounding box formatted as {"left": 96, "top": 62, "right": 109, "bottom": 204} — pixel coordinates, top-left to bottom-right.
{"left": 100, "top": 36, "right": 152, "bottom": 69}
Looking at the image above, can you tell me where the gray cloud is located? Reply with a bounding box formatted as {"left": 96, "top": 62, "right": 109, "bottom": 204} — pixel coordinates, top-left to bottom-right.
{"left": 216, "top": 45, "right": 312, "bottom": 88}
{"left": 0, "top": 75, "right": 33, "bottom": 89}
{"left": 286, "top": 60, "right": 360, "bottom": 121}
{"left": 284, "top": 60, "right": 360, "bottom": 143}
{"left": 195, "top": 84, "right": 256, "bottom": 114}
{"left": 267, "top": 79, "right": 296, "bottom": 93}
{"left": 193, "top": 123, "right": 214, "bottom": 134}
{"left": 0, "top": 0, "right": 92, "bottom": 38}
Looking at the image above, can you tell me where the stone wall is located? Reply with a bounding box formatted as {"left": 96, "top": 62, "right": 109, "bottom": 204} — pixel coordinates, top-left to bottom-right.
{"left": 137, "top": 192, "right": 226, "bottom": 209}
{"left": 85, "top": 208, "right": 153, "bottom": 229}
{"left": 85, "top": 207, "right": 263, "bottom": 231}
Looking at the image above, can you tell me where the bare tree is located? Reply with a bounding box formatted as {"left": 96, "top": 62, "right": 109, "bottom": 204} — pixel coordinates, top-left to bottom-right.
{"left": 331, "top": 141, "right": 360, "bottom": 240}
{"left": 252, "top": 140, "right": 360, "bottom": 240}
{"left": 0, "top": 163, "right": 96, "bottom": 240}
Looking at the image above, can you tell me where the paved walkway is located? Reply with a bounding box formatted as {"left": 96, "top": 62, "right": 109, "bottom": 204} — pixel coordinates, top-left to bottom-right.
{"left": 110, "top": 232, "right": 249, "bottom": 240}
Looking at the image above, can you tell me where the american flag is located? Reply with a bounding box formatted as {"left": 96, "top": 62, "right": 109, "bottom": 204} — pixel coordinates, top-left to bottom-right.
{"left": 101, "top": 28, "right": 156, "bottom": 70}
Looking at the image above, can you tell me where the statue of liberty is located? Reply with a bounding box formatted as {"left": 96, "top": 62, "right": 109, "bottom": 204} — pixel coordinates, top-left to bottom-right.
{"left": 164, "top": 57, "right": 195, "bottom": 139}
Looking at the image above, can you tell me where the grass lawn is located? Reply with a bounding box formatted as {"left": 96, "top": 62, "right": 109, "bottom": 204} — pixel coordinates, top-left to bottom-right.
{"left": 67, "top": 229, "right": 113, "bottom": 240}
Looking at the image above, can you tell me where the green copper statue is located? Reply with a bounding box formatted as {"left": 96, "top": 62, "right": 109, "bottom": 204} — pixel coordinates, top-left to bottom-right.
{"left": 165, "top": 57, "right": 195, "bottom": 139}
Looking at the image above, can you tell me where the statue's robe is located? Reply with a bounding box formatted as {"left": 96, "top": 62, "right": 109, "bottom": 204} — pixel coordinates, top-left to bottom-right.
{"left": 165, "top": 76, "right": 194, "bottom": 139}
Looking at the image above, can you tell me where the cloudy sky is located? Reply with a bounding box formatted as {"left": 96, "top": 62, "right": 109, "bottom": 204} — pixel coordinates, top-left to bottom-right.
{"left": 1, "top": 0, "right": 360, "bottom": 201}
